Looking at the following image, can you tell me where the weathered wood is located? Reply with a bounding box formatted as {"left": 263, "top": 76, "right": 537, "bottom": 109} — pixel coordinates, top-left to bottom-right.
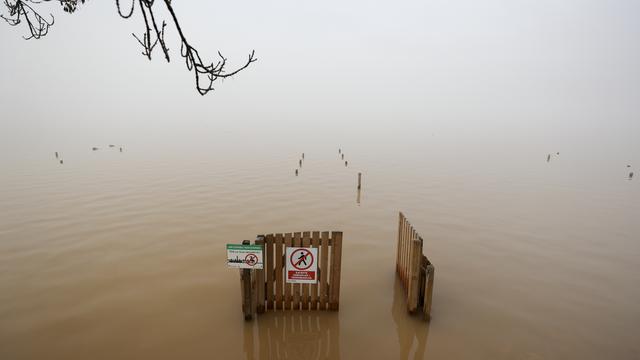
{"left": 320, "top": 231, "right": 330, "bottom": 310}
{"left": 292, "top": 232, "right": 302, "bottom": 310}
{"left": 396, "top": 212, "right": 403, "bottom": 273}
{"left": 301, "top": 231, "right": 311, "bottom": 310}
{"left": 408, "top": 237, "right": 422, "bottom": 312}
{"left": 240, "top": 240, "right": 253, "bottom": 320}
{"left": 310, "top": 231, "right": 320, "bottom": 310}
{"left": 329, "top": 231, "right": 343, "bottom": 311}
{"left": 424, "top": 264, "right": 434, "bottom": 320}
{"left": 265, "top": 234, "right": 274, "bottom": 310}
{"left": 405, "top": 229, "right": 415, "bottom": 309}
{"left": 274, "top": 233, "right": 284, "bottom": 310}
{"left": 402, "top": 217, "right": 410, "bottom": 286}
{"left": 395, "top": 212, "right": 435, "bottom": 321}
{"left": 239, "top": 230, "right": 343, "bottom": 319}
{"left": 255, "top": 237, "right": 265, "bottom": 314}
{"left": 284, "top": 233, "right": 293, "bottom": 310}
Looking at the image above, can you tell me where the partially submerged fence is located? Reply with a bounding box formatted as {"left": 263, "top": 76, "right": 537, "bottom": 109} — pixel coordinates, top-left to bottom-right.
{"left": 239, "top": 231, "right": 343, "bottom": 320}
{"left": 396, "top": 212, "right": 434, "bottom": 320}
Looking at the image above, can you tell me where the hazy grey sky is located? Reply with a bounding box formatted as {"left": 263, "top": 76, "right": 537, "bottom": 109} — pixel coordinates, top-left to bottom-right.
{"left": 1, "top": 0, "right": 639, "bottom": 156}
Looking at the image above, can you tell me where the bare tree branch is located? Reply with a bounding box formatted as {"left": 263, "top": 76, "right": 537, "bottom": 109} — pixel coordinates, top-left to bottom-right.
{"left": 1, "top": 0, "right": 256, "bottom": 95}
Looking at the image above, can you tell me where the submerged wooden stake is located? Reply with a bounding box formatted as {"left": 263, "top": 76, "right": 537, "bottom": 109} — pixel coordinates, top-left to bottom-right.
{"left": 357, "top": 173, "right": 362, "bottom": 190}
{"left": 240, "top": 240, "right": 253, "bottom": 320}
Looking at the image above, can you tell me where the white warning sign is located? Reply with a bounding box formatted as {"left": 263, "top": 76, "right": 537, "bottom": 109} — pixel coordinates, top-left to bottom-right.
{"left": 227, "top": 244, "right": 263, "bottom": 269}
{"left": 286, "top": 247, "right": 318, "bottom": 284}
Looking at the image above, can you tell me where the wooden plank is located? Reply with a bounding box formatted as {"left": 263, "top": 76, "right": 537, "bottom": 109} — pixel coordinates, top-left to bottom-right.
{"left": 255, "top": 237, "right": 265, "bottom": 314}
{"left": 329, "top": 231, "right": 343, "bottom": 310}
{"left": 408, "top": 235, "right": 422, "bottom": 312}
{"left": 424, "top": 264, "right": 434, "bottom": 321}
{"left": 292, "top": 232, "right": 302, "bottom": 310}
{"left": 265, "top": 234, "right": 274, "bottom": 310}
{"left": 283, "top": 233, "right": 293, "bottom": 310}
{"left": 402, "top": 219, "right": 410, "bottom": 287}
{"left": 396, "top": 212, "right": 403, "bottom": 273}
{"left": 404, "top": 227, "right": 412, "bottom": 303}
{"left": 274, "top": 233, "right": 284, "bottom": 310}
{"left": 301, "top": 231, "right": 311, "bottom": 310}
{"left": 241, "top": 240, "right": 253, "bottom": 320}
{"left": 310, "top": 231, "right": 320, "bottom": 310}
{"left": 405, "top": 222, "right": 413, "bottom": 288}
{"left": 320, "top": 231, "right": 330, "bottom": 310}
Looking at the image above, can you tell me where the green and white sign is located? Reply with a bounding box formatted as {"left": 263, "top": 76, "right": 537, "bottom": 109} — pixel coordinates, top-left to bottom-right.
{"left": 227, "top": 244, "right": 263, "bottom": 269}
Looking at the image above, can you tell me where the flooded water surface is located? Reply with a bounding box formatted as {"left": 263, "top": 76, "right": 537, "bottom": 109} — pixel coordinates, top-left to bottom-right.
{"left": 0, "top": 136, "right": 638, "bottom": 360}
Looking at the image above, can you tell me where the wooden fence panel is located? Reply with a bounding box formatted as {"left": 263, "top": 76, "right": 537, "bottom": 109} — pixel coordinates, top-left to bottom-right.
{"left": 395, "top": 212, "right": 435, "bottom": 321}
{"left": 241, "top": 230, "right": 343, "bottom": 320}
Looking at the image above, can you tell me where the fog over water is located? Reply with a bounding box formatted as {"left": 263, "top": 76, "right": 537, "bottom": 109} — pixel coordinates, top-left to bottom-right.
{"left": 1, "top": 1, "right": 639, "bottom": 359}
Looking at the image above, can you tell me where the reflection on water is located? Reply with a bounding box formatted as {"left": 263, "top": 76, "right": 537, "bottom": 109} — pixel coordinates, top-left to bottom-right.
{"left": 243, "top": 312, "right": 340, "bottom": 360}
{"left": 391, "top": 277, "right": 429, "bottom": 360}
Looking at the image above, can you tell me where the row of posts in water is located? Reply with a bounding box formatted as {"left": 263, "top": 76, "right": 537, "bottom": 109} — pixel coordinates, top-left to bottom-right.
{"left": 54, "top": 145, "right": 124, "bottom": 165}
{"left": 547, "top": 152, "right": 633, "bottom": 180}
{"left": 294, "top": 148, "right": 363, "bottom": 189}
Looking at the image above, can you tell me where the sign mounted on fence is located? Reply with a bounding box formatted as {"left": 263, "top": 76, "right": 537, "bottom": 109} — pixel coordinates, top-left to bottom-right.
{"left": 227, "top": 244, "right": 263, "bottom": 269}
{"left": 286, "top": 247, "right": 318, "bottom": 284}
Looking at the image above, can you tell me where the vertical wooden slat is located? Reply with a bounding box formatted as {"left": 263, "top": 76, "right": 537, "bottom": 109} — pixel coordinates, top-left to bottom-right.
{"left": 406, "top": 229, "right": 415, "bottom": 308}
{"left": 408, "top": 235, "right": 422, "bottom": 312}
{"left": 255, "top": 237, "right": 265, "bottom": 314}
{"left": 320, "top": 231, "right": 330, "bottom": 310}
{"left": 400, "top": 218, "right": 406, "bottom": 286}
{"left": 329, "top": 231, "right": 343, "bottom": 310}
{"left": 283, "top": 233, "right": 293, "bottom": 310}
{"left": 310, "top": 231, "right": 320, "bottom": 310}
{"left": 424, "top": 263, "right": 434, "bottom": 320}
{"left": 274, "top": 233, "right": 284, "bottom": 310}
{"left": 301, "top": 231, "right": 311, "bottom": 310}
{"left": 396, "top": 212, "right": 403, "bottom": 273}
{"left": 405, "top": 222, "right": 413, "bottom": 288}
{"left": 292, "top": 232, "right": 302, "bottom": 310}
{"left": 240, "top": 240, "right": 253, "bottom": 320}
{"left": 402, "top": 219, "right": 410, "bottom": 287}
{"left": 265, "top": 234, "right": 274, "bottom": 310}
{"left": 404, "top": 229, "right": 413, "bottom": 309}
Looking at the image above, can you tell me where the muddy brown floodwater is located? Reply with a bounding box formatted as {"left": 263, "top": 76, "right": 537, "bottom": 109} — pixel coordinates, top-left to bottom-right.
{"left": 0, "top": 139, "right": 638, "bottom": 360}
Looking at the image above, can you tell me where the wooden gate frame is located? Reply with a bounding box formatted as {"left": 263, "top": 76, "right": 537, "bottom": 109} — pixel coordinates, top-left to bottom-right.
{"left": 240, "top": 231, "right": 343, "bottom": 320}
{"left": 396, "top": 212, "right": 434, "bottom": 320}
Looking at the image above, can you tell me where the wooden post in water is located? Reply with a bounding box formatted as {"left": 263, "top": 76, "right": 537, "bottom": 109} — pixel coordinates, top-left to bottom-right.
{"left": 255, "top": 236, "right": 265, "bottom": 313}
{"left": 240, "top": 240, "right": 254, "bottom": 320}
{"left": 301, "top": 232, "right": 311, "bottom": 310}
{"left": 423, "top": 264, "right": 434, "bottom": 320}
{"left": 320, "top": 231, "right": 330, "bottom": 310}
{"left": 357, "top": 173, "right": 362, "bottom": 190}
{"left": 275, "top": 233, "right": 284, "bottom": 310}
{"left": 329, "top": 231, "right": 343, "bottom": 310}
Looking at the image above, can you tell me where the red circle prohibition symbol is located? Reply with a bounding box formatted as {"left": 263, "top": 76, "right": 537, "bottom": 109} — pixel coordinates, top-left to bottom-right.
{"left": 244, "top": 253, "right": 258, "bottom": 266}
{"left": 290, "top": 248, "right": 314, "bottom": 270}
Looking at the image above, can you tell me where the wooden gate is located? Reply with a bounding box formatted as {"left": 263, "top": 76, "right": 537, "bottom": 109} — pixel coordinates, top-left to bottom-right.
{"left": 396, "top": 212, "right": 434, "bottom": 320}
{"left": 240, "top": 231, "right": 343, "bottom": 320}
